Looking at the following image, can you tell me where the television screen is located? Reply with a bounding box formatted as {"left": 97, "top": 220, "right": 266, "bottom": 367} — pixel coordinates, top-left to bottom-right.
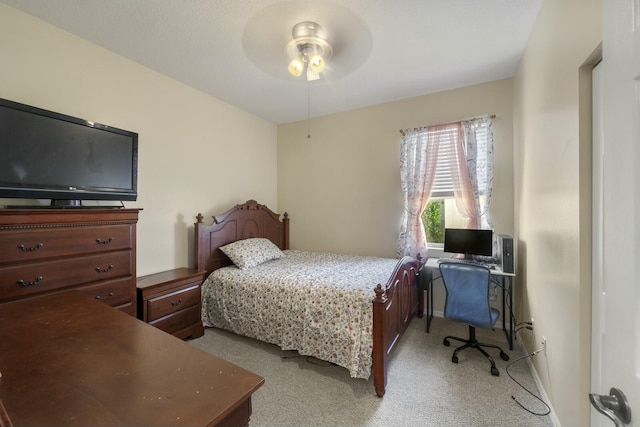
{"left": 0, "top": 97, "right": 138, "bottom": 207}
{"left": 443, "top": 228, "right": 493, "bottom": 259}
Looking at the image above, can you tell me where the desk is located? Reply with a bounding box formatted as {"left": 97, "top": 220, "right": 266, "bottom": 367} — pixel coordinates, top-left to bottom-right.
{"left": 424, "top": 258, "right": 516, "bottom": 350}
{"left": 0, "top": 292, "right": 264, "bottom": 427}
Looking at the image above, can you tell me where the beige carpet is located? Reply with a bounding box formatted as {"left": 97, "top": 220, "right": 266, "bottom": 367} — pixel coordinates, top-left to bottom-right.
{"left": 189, "top": 316, "right": 553, "bottom": 427}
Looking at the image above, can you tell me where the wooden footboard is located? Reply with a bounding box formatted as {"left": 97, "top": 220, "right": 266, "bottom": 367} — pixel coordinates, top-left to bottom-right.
{"left": 372, "top": 255, "right": 423, "bottom": 397}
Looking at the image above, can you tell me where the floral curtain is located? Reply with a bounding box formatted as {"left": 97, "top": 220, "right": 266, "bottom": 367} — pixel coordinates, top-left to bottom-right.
{"left": 448, "top": 122, "right": 480, "bottom": 229}
{"left": 467, "top": 117, "right": 494, "bottom": 230}
{"left": 451, "top": 117, "right": 494, "bottom": 230}
{"left": 397, "top": 128, "right": 438, "bottom": 260}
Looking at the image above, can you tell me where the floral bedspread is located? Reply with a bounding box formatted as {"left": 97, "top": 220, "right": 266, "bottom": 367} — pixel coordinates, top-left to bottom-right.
{"left": 200, "top": 250, "right": 399, "bottom": 379}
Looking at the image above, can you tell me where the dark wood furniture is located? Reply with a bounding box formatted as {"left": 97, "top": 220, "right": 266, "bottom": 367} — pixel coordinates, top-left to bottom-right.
{"left": 137, "top": 267, "right": 207, "bottom": 339}
{"left": 0, "top": 208, "right": 140, "bottom": 315}
{"left": 0, "top": 401, "right": 12, "bottom": 427}
{"left": 0, "top": 291, "right": 264, "bottom": 427}
{"left": 195, "top": 199, "right": 423, "bottom": 397}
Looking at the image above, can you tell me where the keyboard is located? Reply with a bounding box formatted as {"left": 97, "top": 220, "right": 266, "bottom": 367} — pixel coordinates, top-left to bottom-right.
{"left": 472, "top": 255, "right": 497, "bottom": 264}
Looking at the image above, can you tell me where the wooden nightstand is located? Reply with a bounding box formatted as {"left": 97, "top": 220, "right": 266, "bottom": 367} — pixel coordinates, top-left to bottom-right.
{"left": 136, "top": 268, "right": 207, "bottom": 339}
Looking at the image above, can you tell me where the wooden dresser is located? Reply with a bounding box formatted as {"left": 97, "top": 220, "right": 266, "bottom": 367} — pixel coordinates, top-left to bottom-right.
{"left": 137, "top": 268, "right": 206, "bottom": 339}
{"left": 0, "top": 208, "right": 140, "bottom": 315}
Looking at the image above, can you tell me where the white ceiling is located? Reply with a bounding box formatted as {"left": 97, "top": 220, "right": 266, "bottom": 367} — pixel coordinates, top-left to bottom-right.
{"left": 1, "top": 0, "right": 542, "bottom": 124}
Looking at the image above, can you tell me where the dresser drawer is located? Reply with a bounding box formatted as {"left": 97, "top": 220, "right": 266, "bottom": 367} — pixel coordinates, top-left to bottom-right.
{"left": 149, "top": 305, "right": 201, "bottom": 335}
{"left": 0, "top": 225, "right": 133, "bottom": 265}
{"left": 146, "top": 284, "right": 200, "bottom": 322}
{"left": 0, "top": 251, "right": 133, "bottom": 302}
{"left": 77, "top": 277, "right": 133, "bottom": 307}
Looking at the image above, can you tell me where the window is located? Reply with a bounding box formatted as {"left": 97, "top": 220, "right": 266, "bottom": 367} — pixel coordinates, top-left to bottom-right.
{"left": 397, "top": 115, "right": 493, "bottom": 260}
{"left": 421, "top": 119, "right": 493, "bottom": 248}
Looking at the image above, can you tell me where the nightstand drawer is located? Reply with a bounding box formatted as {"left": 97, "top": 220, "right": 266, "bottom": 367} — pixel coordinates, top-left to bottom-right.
{"left": 149, "top": 305, "right": 201, "bottom": 336}
{"left": 147, "top": 284, "right": 200, "bottom": 321}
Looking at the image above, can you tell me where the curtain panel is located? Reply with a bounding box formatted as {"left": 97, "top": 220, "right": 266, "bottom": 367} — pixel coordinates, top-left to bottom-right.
{"left": 397, "top": 128, "right": 438, "bottom": 260}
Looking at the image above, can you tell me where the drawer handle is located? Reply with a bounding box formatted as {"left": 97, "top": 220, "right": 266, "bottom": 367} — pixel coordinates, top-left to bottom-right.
{"left": 17, "top": 243, "right": 44, "bottom": 252}
{"left": 95, "top": 292, "right": 115, "bottom": 300}
{"left": 17, "top": 276, "right": 43, "bottom": 287}
{"left": 171, "top": 298, "right": 183, "bottom": 307}
{"left": 96, "top": 237, "right": 114, "bottom": 245}
{"left": 95, "top": 264, "right": 114, "bottom": 273}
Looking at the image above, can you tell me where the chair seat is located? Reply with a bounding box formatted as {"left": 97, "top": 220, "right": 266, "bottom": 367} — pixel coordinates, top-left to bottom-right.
{"left": 450, "top": 307, "right": 500, "bottom": 329}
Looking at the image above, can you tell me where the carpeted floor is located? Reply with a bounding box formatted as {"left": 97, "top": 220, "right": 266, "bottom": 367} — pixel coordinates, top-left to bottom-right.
{"left": 189, "top": 317, "right": 554, "bottom": 427}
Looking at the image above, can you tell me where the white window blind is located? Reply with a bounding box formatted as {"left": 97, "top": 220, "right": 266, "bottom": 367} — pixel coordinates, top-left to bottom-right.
{"left": 429, "top": 122, "right": 490, "bottom": 198}
{"left": 430, "top": 125, "right": 458, "bottom": 197}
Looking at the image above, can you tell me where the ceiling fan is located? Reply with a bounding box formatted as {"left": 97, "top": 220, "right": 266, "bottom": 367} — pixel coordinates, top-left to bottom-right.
{"left": 286, "top": 21, "right": 333, "bottom": 81}
{"left": 241, "top": 1, "right": 372, "bottom": 84}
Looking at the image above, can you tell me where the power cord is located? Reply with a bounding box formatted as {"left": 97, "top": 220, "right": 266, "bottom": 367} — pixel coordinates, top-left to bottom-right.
{"left": 507, "top": 345, "right": 551, "bottom": 416}
{"left": 281, "top": 353, "right": 335, "bottom": 367}
{"left": 481, "top": 277, "right": 546, "bottom": 415}
{"left": 514, "top": 321, "right": 532, "bottom": 335}
{"left": 490, "top": 279, "right": 517, "bottom": 331}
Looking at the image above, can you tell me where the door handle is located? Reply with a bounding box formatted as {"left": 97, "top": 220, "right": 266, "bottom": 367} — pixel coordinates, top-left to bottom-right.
{"left": 589, "top": 388, "right": 632, "bottom": 427}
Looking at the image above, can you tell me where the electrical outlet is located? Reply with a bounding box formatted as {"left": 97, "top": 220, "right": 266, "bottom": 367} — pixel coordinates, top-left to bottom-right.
{"left": 530, "top": 317, "right": 535, "bottom": 335}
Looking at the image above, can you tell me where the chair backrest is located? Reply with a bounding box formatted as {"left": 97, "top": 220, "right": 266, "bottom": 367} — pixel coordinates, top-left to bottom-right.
{"left": 439, "top": 261, "right": 496, "bottom": 329}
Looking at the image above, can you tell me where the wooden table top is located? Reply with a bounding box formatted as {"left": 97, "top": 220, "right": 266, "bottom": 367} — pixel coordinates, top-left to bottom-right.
{"left": 0, "top": 292, "right": 264, "bottom": 426}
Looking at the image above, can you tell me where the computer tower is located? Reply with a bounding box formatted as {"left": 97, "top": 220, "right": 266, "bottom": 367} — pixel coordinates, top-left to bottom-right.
{"left": 497, "top": 234, "right": 514, "bottom": 273}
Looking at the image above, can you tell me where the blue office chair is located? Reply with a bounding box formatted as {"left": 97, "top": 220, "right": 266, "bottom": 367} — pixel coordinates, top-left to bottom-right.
{"left": 439, "top": 261, "right": 510, "bottom": 376}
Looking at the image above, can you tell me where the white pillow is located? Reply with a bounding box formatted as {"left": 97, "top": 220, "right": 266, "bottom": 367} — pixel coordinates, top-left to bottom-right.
{"left": 219, "top": 238, "right": 285, "bottom": 270}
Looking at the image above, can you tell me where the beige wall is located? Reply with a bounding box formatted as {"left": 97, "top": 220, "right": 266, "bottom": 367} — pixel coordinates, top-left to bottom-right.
{"left": 278, "top": 79, "right": 514, "bottom": 257}
{"left": 0, "top": 4, "right": 278, "bottom": 276}
{"left": 513, "top": 0, "right": 601, "bottom": 425}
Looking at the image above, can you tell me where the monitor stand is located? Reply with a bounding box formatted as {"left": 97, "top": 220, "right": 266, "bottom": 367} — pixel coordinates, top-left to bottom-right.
{"left": 50, "top": 199, "right": 82, "bottom": 207}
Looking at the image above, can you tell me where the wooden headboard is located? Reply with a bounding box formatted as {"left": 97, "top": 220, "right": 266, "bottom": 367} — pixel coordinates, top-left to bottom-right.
{"left": 195, "top": 200, "right": 290, "bottom": 277}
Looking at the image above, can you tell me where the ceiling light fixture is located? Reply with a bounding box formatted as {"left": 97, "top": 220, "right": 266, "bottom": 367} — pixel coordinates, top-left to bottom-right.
{"left": 287, "top": 21, "right": 333, "bottom": 81}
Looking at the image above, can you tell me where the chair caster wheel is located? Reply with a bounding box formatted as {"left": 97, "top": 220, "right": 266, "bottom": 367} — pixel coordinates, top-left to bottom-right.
{"left": 443, "top": 339, "right": 450, "bottom": 347}
{"left": 452, "top": 355, "right": 458, "bottom": 364}
{"left": 500, "top": 352, "right": 510, "bottom": 361}
{"left": 491, "top": 366, "right": 499, "bottom": 376}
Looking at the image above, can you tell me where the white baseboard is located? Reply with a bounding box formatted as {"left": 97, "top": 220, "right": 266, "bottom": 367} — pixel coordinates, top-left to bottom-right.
{"left": 515, "top": 330, "right": 562, "bottom": 427}
{"left": 429, "top": 310, "right": 444, "bottom": 318}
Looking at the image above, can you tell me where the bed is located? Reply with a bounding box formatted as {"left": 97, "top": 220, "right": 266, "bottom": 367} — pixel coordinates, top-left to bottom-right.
{"left": 194, "top": 200, "right": 423, "bottom": 397}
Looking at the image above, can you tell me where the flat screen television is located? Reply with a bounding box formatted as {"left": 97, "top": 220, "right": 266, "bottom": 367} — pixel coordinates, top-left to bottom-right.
{"left": 0, "top": 97, "right": 138, "bottom": 208}
{"left": 443, "top": 228, "right": 493, "bottom": 260}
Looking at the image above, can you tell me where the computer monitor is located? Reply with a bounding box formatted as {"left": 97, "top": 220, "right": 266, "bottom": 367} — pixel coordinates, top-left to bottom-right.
{"left": 443, "top": 228, "right": 493, "bottom": 260}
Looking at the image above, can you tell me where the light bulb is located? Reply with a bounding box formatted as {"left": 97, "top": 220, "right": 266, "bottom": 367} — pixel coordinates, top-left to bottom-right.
{"left": 288, "top": 57, "right": 304, "bottom": 77}
{"left": 308, "top": 53, "right": 325, "bottom": 73}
